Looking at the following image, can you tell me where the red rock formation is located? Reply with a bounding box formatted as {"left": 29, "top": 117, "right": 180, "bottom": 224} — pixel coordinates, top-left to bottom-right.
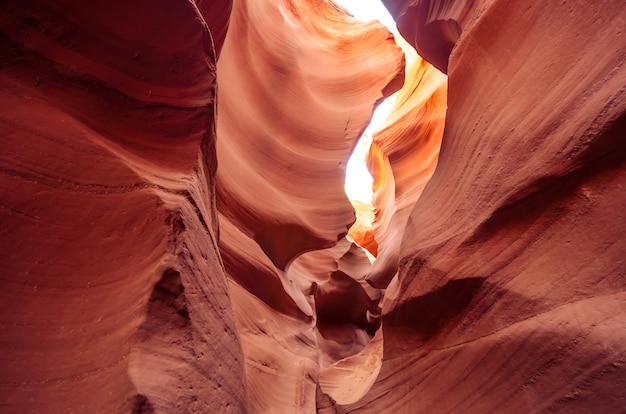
{"left": 347, "top": 198, "right": 378, "bottom": 256}
{"left": 382, "top": 0, "right": 483, "bottom": 73}
{"left": 216, "top": 0, "right": 404, "bottom": 270}
{"left": 2, "top": 0, "right": 625, "bottom": 412}
{"left": 195, "top": 0, "right": 233, "bottom": 59}
{"left": 215, "top": 0, "right": 403, "bottom": 410}
{"left": 0, "top": 1, "right": 246, "bottom": 412}
{"left": 365, "top": 46, "right": 448, "bottom": 289}
{"left": 340, "top": 0, "right": 626, "bottom": 412}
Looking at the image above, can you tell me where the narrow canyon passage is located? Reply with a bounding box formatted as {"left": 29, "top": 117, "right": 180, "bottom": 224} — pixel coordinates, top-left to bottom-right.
{"left": 0, "top": 0, "right": 624, "bottom": 413}
{"left": 215, "top": 0, "right": 447, "bottom": 409}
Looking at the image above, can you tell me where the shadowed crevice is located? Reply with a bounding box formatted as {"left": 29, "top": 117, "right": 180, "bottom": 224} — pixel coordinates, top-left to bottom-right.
{"left": 384, "top": 277, "right": 486, "bottom": 348}
{"left": 255, "top": 222, "right": 343, "bottom": 270}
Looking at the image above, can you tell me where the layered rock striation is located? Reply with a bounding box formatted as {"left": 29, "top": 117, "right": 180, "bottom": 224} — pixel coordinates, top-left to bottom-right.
{"left": 341, "top": 0, "right": 626, "bottom": 412}
{"left": 215, "top": 0, "right": 404, "bottom": 410}
{"left": 0, "top": 1, "right": 246, "bottom": 412}
{"left": 1, "top": 0, "right": 625, "bottom": 413}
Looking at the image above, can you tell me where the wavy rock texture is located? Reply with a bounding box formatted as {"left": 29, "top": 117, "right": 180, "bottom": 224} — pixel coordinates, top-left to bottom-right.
{"left": 216, "top": 0, "right": 404, "bottom": 270}
{"left": 2, "top": 0, "right": 625, "bottom": 412}
{"left": 0, "top": 1, "right": 247, "bottom": 412}
{"left": 215, "top": 0, "right": 404, "bottom": 411}
{"left": 382, "top": 0, "right": 492, "bottom": 73}
{"left": 341, "top": 0, "right": 626, "bottom": 412}
{"left": 365, "top": 42, "right": 448, "bottom": 289}
{"left": 347, "top": 198, "right": 378, "bottom": 256}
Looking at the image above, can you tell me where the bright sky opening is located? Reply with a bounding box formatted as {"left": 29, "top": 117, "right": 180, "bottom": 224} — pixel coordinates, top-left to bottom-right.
{"left": 337, "top": 0, "right": 398, "bottom": 205}
{"left": 334, "top": 0, "right": 396, "bottom": 32}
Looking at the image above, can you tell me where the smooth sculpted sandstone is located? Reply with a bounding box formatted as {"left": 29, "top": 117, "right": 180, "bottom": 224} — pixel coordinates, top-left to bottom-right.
{"left": 365, "top": 46, "right": 448, "bottom": 289}
{"left": 1, "top": 0, "right": 625, "bottom": 412}
{"left": 216, "top": 0, "right": 404, "bottom": 271}
{"left": 215, "top": 0, "right": 404, "bottom": 411}
{"left": 341, "top": 0, "right": 626, "bottom": 412}
{"left": 381, "top": 0, "right": 494, "bottom": 73}
{"left": 0, "top": 1, "right": 247, "bottom": 412}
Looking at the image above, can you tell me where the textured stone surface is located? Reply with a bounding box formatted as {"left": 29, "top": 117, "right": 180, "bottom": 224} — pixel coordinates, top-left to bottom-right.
{"left": 216, "top": 0, "right": 403, "bottom": 270}
{"left": 215, "top": 0, "right": 403, "bottom": 410}
{"left": 365, "top": 50, "right": 447, "bottom": 289}
{"left": 341, "top": 0, "right": 626, "bottom": 412}
{"left": 0, "top": 1, "right": 246, "bottom": 412}
{"left": 1, "top": 0, "right": 625, "bottom": 412}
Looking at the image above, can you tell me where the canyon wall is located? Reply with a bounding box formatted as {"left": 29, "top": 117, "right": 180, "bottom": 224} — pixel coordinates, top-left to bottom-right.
{"left": 365, "top": 47, "right": 448, "bottom": 289}
{"left": 0, "top": 1, "right": 247, "bottom": 412}
{"left": 215, "top": 0, "right": 403, "bottom": 410}
{"left": 1, "top": 0, "right": 625, "bottom": 413}
{"left": 340, "top": 0, "right": 626, "bottom": 412}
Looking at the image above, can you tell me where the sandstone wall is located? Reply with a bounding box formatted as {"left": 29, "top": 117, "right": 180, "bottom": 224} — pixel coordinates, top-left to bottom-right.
{"left": 341, "top": 0, "right": 626, "bottom": 412}
{"left": 0, "top": 1, "right": 247, "bottom": 412}
{"left": 1, "top": 0, "right": 624, "bottom": 412}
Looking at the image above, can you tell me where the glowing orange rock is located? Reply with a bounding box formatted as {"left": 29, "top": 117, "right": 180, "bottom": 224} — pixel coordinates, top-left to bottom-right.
{"left": 343, "top": 1, "right": 626, "bottom": 412}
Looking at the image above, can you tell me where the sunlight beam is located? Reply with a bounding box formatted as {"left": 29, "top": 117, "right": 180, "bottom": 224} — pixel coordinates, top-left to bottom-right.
{"left": 339, "top": 0, "right": 398, "bottom": 207}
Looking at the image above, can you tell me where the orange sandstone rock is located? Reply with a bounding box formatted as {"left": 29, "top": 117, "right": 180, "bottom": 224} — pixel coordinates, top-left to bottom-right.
{"left": 1, "top": 0, "right": 624, "bottom": 412}
{"left": 341, "top": 0, "right": 626, "bottom": 412}
{"left": 0, "top": 1, "right": 246, "bottom": 412}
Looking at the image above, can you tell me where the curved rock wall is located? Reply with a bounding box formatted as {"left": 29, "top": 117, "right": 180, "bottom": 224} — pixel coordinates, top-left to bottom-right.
{"left": 382, "top": 0, "right": 493, "bottom": 73}
{"left": 365, "top": 43, "right": 448, "bottom": 289}
{"left": 216, "top": 0, "right": 404, "bottom": 270}
{"left": 341, "top": 0, "right": 626, "bottom": 412}
{"left": 215, "top": 0, "right": 404, "bottom": 411}
{"left": 0, "top": 1, "right": 246, "bottom": 412}
{"left": 1, "top": 0, "right": 625, "bottom": 412}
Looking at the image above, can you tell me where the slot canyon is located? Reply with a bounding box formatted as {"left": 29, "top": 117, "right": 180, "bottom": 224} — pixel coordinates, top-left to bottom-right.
{"left": 1, "top": 0, "right": 625, "bottom": 412}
